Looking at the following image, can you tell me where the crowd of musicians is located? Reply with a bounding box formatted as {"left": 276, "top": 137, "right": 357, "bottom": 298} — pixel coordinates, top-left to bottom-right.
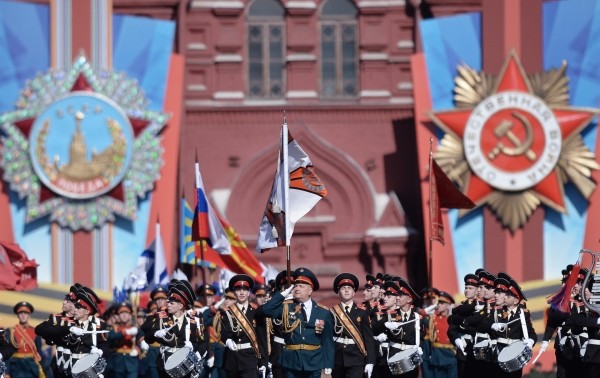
{"left": 0, "top": 264, "right": 596, "bottom": 377}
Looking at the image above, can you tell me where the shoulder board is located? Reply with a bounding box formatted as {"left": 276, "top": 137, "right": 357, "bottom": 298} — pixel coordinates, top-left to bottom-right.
{"left": 316, "top": 303, "right": 329, "bottom": 310}
{"left": 356, "top": 303, "right": 366, "bottom": 310}
{"left": 250, "top": 302, "right": 258, "bottom": 310}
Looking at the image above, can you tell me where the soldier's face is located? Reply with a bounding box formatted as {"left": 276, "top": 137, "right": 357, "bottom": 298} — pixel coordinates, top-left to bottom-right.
{"left": 505, "top": 295, "right": 518, "bottom": 308}
{"left": 74, "top": 306, "right": 90, "bottom": 321}
{"left": 235, "top": 288, "right": 249, "bottom": 303}
{"left": 293, "top": 283, "right": 313, "bottom": 302}
{"left": 384, "top": 294, "right": 397, "bottom": 307}
{"left": 167, "top": 300, "right": 184, "bottom": 315}
{"left": 363, "top": 288, "right": 373, "bottom": 301}
{"left": 338, "top": 285, "right": 355, "bottom": 301}
{"left": 17, "top": 311, "right": 30, "bottom": 324}
{"left": 156, "top": 298, "right": 167, "bottom": 309}
{"left": 371, "top": 285, "right": 381, "bottom": 298}
{"left": 494, "top": 291, "right": 507, "bottom": 306}
{"left": 484, "top": 286, "right": 496, "bottom": 300}
{"left": 204, "top": 295, "right": 214, "bottom": 306}
{"left": 464, "top": 285, "right": 477, "bottom": 300}
{"left": 396, "top": 294, "right": 412, "bottom": 308}
{"left": 119, "top": 311, "right": 132, "bottom": 324}
{"left": 255, "top": 295, "right": 267, "bottom": 305}
{"left": 63, "top": 299, "right": 74, "bottom": 313}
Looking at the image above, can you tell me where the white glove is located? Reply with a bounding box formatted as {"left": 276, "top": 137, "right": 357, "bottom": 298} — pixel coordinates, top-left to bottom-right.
{"left": 69, "top": 327, "right": 84, "bottom": 336}
{"left": 125, "top": 327, "right": 138, "bottom": 336}
{"left": 225, "top": 339, "right": 238, "bottom": 351}
{"left": 454, "top": 338, "right": 466, "bottom": 354}
{"left": 424, "top": 304, "right": 437, "bottom": 315}
{"left": 214, "top": 298, "right": 225, "bottom": 309}
{"left": 525, "top": 339, "right": 535, "bottom": 349}
{"left": 324, "top": 368, "right": 332, "bottom": 375}
{"left": 385, "top": 321, "right": 401, "bottom": 330}
{"left": 539, "top": 340, "right": 549, "bottom": 353}
{"left": 140, "top": 340, "right": 149, "bottom": 351}
{"left": 90, "top": 346, "right": 103, "bottom": 356}
{"left": 259, "top": 366, "right": 267, "bottom": 376}
{"left": 474, "top": 304, "right": 484, "bottom": 312}
{"left": 184, "top": 340, "right": 193, "bottom": 349}
{"left": 0, "top": 352, "right": 3, "bottom": 361}
{"left": 207, "top": 356, "right": 215, "bottom": 368}
{"left": 416, "top": 346, "right": 423, "bottom": 355}
{"left": 491, "top": 323, "right": 506, "bottom": 332}
{"left": 281, "top": 285, "right": 294, "bottom": 298}
{"left": 364, "top": 363, "right": 374, "bottom": 378}
{"left": 154, "top": 329, "right": 168, "bottom": 339}
{"left": 375, "top": 333, "right": 388, "bottom": 342}
{"left": 597, "top": 318, "right": 600, "bottom": 325}
{"left": 129, "top": 349, "right": 139, "bottom": 357}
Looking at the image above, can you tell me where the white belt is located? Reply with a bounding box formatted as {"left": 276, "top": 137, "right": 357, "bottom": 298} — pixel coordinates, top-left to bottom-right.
{"left": 462, "top": 335, "right": 473, "bottom": 341}
{"left": 497, "top": 338, "right": 519, "bottom": 345}
{"left": 380, "top": 342, "right": 389, "bottom": 348}
{"left": 62, "top": 349, "right": 72, "bottom": 355}
{"left": 587, "top": 339, "right": 600, "bottom": 345}
{"left": 273, "top": 336, "right": 285, "bottom": 345}
{"left": 389, "top": 342, "right": 416, "bottom": 350}
{"left": 334, "top": 337, "right": 356, "bottom": 345}
{"left": 71, "top": 353, "right": 89, "bottom": 359}
{"left": 235, "top": 343, "right": 252, "bottom": 350}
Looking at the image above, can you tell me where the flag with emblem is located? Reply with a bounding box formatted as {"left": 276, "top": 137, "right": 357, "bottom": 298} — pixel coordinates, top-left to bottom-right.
{"left": 429, "top": 151, "right": 475, "bottom": 245}
{"left": 0, "top": 241, "right": 38, "bottom": 290}
{"left": 191, "top": 157, "right": 231, "bottom": 255}
{"left": 257, "top": 120, "right": 328, "bottom": 252}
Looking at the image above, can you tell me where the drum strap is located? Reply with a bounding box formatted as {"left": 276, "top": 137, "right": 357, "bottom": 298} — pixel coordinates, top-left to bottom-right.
{"left": 228, "top": 305, "right": 261, "bottom": 358}
{"left": 331, "top": 305, "right": 367, "bottom": 356}
{"left": 518, "top": 310, "right": 529, "bottom": 340}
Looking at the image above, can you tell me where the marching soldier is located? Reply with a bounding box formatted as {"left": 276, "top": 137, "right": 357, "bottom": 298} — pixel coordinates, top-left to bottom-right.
{"left": 148, "top": 279, "right": 212, "bottom": 378}
{"left": 447, "top": 273, "right": 480, "bottom": 378}
{"left": 263, "top": 270, "right": 289, "bottom": 378}
{"left": 5, "top": 301, "right": 47, "bottom": 378}
{"left": 330, "top": 273, "right": 376, "bottom": 378}
{"left": 140, "top": 286, "right": 169, "bottom": 378}
{"left": 64, "top": 288, "right": 109, "bottom": 375}
{"left": 374, "top": 278, "right": 423, "bottom": 378}
{"left": 568, "top": 273, "right": 600, "bottom": 376}
{"left": 34, "top": 284, "right": 79, "bottom": 377}
{"left": 106, "top": 302, "right": 141, "bottom": 378}
{"left": 220, "top": 274, "right": 268, "bottom": 378}
{"left": 254, "top": 284, "right": 269, "bottom": 306}
{"left": 423, "top": 291, "right": 456, "bottom": 378}
{"left": 261, "top": 267, "right": 335, "bottom": 378}
{"left": 482, "top": 275, "right": 536, "bottom": 378}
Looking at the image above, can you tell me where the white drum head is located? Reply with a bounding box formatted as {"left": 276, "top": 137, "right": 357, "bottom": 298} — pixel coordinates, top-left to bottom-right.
{"left": 498, "top": 341, "right": 526, "bottom": 362}
{"left": 165, "top": 347, "right": 192, "bottom": 369}
{"left": 388, "top": 348, "right": 414, "bottom": 363}
{"left": 71, "top": 354, "right": 99, "bottom": 374}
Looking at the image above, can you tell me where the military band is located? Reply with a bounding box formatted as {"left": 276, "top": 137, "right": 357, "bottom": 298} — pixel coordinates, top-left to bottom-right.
{"left": 11, "top": 264, "right": 600, "bottom": 377}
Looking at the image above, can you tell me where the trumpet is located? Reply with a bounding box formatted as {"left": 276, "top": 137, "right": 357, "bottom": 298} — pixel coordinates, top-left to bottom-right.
{"left": 579, "top": 249, "right": 600, "bottom": 313}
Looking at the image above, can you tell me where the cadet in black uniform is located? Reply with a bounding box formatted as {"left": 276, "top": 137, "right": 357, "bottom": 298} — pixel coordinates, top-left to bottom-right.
{"left": 330, "top": 272, "right": 376, "bottom": 378}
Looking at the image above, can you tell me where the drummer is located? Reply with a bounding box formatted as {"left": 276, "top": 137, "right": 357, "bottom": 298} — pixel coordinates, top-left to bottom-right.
{"left": 330, "top": 273, "right": 376, "bottom": 378}
{"left": 140, "top": 286, "right": 169, "bottom": 378}
{"left": 373, "top": 278, "right": 423, "bottom": 378}
{"left": 483, "top": 274, "right": 536, "bottom": 378}
{"left": 64, "top": 288, "right": 109, "bottom": 375}
{"left": 148, "top": 279, "right": 212, "bottom": 378}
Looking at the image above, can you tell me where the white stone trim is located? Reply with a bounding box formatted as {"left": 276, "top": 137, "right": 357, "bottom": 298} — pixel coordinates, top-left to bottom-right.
{"left": 360, "top": 90, "right": 391, "bottom": 97}
{"left": 397, "top": 40, "right": 414, "bottom": 49}
{"left": 357, "top": 0, "right": 405, "bottom": 8}
{"left": 187, "top": 42, "right": 207, "bottom": 51}
{"left": 360, "top": 53, "right": 389, "bottom": 61}
{"left": 286, "top": 53, "right": 317, "bottom": 62}
{"left": 389, "top": 97, "right": 414, "bottom": 105}
{"left": 365, "top": 226, "right": 409, "bottom": 238}
{"left": 190, "top": 0, "right": 245, "bottom": 9}
{"left": 215, "top": 54, "right": 243, "bottom": 63}
{"left": 286, "top": 90, "right": 318, "bottom": 98}
{"left": 187, "top": 84, "right": 207, "bottom": 92}
{"left": 213, "top": 91, "right": 245, "bottom": 100}
{"left": 286, "top": 1, "right": 317, "bottom": 9}
{"left": 397, "top": 82, "right": 413, "bottom": 90}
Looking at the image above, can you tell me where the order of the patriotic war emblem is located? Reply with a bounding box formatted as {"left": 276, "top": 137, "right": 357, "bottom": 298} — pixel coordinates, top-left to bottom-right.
{"left": 0, "top": 54, "right": 170, "bottom": 231}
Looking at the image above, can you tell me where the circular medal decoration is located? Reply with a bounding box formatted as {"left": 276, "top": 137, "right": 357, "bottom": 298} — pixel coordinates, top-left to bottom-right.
{"left": 463, "top": 91, "right": 562, "bottom": 191}
{"left": 29, "top": 92, "right": 135, "bottom": 199}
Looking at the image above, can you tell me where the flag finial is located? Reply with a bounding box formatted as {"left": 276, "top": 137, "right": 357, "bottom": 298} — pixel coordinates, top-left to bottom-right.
{"left": 195, "top": 149, "right": 199, "bottom": 163}
{"left": 283, "top": 110, "right": 287, "bottom": 125}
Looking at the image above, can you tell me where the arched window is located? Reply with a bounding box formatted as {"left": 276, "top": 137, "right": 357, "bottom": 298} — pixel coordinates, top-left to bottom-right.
{"left": 320, "top": 0, "right": 358, "bottom": 98}
{"left": 247, "top": 0, "right": 285, "bottom": 99}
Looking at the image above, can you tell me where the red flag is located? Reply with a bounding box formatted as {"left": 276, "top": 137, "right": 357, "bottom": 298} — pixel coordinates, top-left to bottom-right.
{"left": 0, "top": 241, "right": 38, "bottom": 290}
{"left": 429, "top": 155, "right": 475, "bottom": 245}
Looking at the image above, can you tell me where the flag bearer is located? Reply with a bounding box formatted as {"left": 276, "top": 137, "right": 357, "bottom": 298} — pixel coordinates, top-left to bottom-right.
{"left": 6, "top": 301, "right": 47, "bottom": 378}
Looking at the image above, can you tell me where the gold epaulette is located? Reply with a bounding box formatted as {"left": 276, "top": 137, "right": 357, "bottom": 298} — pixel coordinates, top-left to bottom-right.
{"left": 283, "top": 300, "right": 294, "bottom": 304}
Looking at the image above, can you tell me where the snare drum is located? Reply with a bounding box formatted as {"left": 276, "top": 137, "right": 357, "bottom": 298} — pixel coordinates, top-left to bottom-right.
{"left": 387, "top": 348, "right": 423, "bottom": 375}
{"left": 497, "top": 341, "right": 532, "bottom": 372}
{"left": 473, "top": 340, "right": 492, "bottom": 362}
{"left": 164, "top": 347, "right": 203, "bottom": 378}
{"left": 71, "top": 354, "right": 107, "bottom": 378}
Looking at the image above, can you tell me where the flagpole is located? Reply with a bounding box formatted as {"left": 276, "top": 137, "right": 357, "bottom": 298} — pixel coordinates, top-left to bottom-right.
{"left": 428, "top": 138, "right": 434, "bottom": 289}
{"left": 201, "top": 241, "right": 207, "bottom": 284}
{"left": 282, "top": 113, "right": 292, "bottom": 285}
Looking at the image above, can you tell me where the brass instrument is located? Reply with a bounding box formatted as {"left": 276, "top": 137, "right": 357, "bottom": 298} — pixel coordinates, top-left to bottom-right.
{"left": 579, "top": 248, "right": 600, "bottom": 313}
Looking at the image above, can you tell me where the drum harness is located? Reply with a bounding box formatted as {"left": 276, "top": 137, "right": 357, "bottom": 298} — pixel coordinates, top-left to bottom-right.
{"left": 496, "top": 308, "right": 530, "bottom": 352}
{"left": 159, "top": 314, "right": 200, "bottom": 357}
{"left": 69, "top": 317, "right": 103, "bottom": 368}
{"left": 385, "top": 311, "right": 420, "bottom": 361}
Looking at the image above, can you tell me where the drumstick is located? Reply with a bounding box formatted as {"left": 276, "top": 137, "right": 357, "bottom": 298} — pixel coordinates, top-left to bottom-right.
{"left": 79, "top": 330, "right": 110, "bottom": 334}
{"left": 531, "top": 348, "right": 544, "bottom": 365}
{"left": 496, "top": 318, "right": 521, "bottom": 332}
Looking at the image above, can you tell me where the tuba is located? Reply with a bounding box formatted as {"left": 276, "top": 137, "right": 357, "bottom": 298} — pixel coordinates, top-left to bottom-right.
{"left": 579, "top": 249, "right": 600, "bottom": 313}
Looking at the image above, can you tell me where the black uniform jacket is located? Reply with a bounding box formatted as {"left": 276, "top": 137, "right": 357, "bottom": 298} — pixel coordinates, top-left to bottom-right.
{"left": 331, "top": 302, "right": 376, "bottom": 367}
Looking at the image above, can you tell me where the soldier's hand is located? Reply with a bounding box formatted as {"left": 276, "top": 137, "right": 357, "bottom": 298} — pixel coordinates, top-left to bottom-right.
{"left": 525, "top": 339, "right": 535, "bottom": 349}
{"left": 69, "top": 326, "right": 84, "bottom": 336}
{"left": 184, "top": 340, "right": 193, "bottom": 349}
{"left": 364, "top": 363, "right": 373, "bottom": 378}
{"left": 491, "top": 323, "right": 506, "bottom": 332}
{"left": 207, "top": 356, "right": 215, "bottom": 368}
{"left": 90, "top": 346, "right": 103, "bottom": 356}
{"left": 454, "top": 338, "right": 466, "bottom": 354}
{"left": 125, "top": 327, "right": 138, "bottom": 336}
{"left": 539, "top": 340, "right": 549, "bottom": 353}
{"left": 281, "top": 285, "right": 294, "bottom": 299}
{"left": 225, "top": 339, "right": 238, "bottom": 351}
{"left": 474, "top": 304, "right": 484, "bottom": 312}
{"left": 375, "top": 333, "right": 388, "bottom": 342}
{"left": 323, "top": 368, "right": 332, "bottom": 375}
{"left": 154, "top": 329, "right": 168, "bottom": 339}
{"left": 258, "top": 366, "right": 266, "bottom": 377}
{"left": 424, "top": 304, "right": 437, "bottom": 315}
{"left": 385, "top": 321, "right": 401, "bottom": 330}
{"left": 140, "top": 340, "right": 149, "bottom": 351}
{"left": 416, "top": 346, "right": 423, "bottom": 356}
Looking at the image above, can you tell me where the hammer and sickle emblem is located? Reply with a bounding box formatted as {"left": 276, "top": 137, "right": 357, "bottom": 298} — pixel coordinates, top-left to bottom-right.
{"left": 488, "top": 111, "right": 536, "bottom": 161}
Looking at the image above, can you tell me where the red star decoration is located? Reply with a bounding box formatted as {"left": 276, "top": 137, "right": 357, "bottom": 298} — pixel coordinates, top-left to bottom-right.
{"left": 15, "top": 73, "right": 150, "bottom": 204}
{"left": 432, "top": 53, "right": 596, "bottom": 212}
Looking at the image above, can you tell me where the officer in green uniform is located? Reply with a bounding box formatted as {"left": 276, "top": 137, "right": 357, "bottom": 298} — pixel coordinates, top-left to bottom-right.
{"left": 6, "top": 301, "right": 46, "bottom": 378}
{"left": 261, "top": 267, "right": 335, "bottom": 378}
{"left": 107, "top": 302, "right": 141, "bottom": 378}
